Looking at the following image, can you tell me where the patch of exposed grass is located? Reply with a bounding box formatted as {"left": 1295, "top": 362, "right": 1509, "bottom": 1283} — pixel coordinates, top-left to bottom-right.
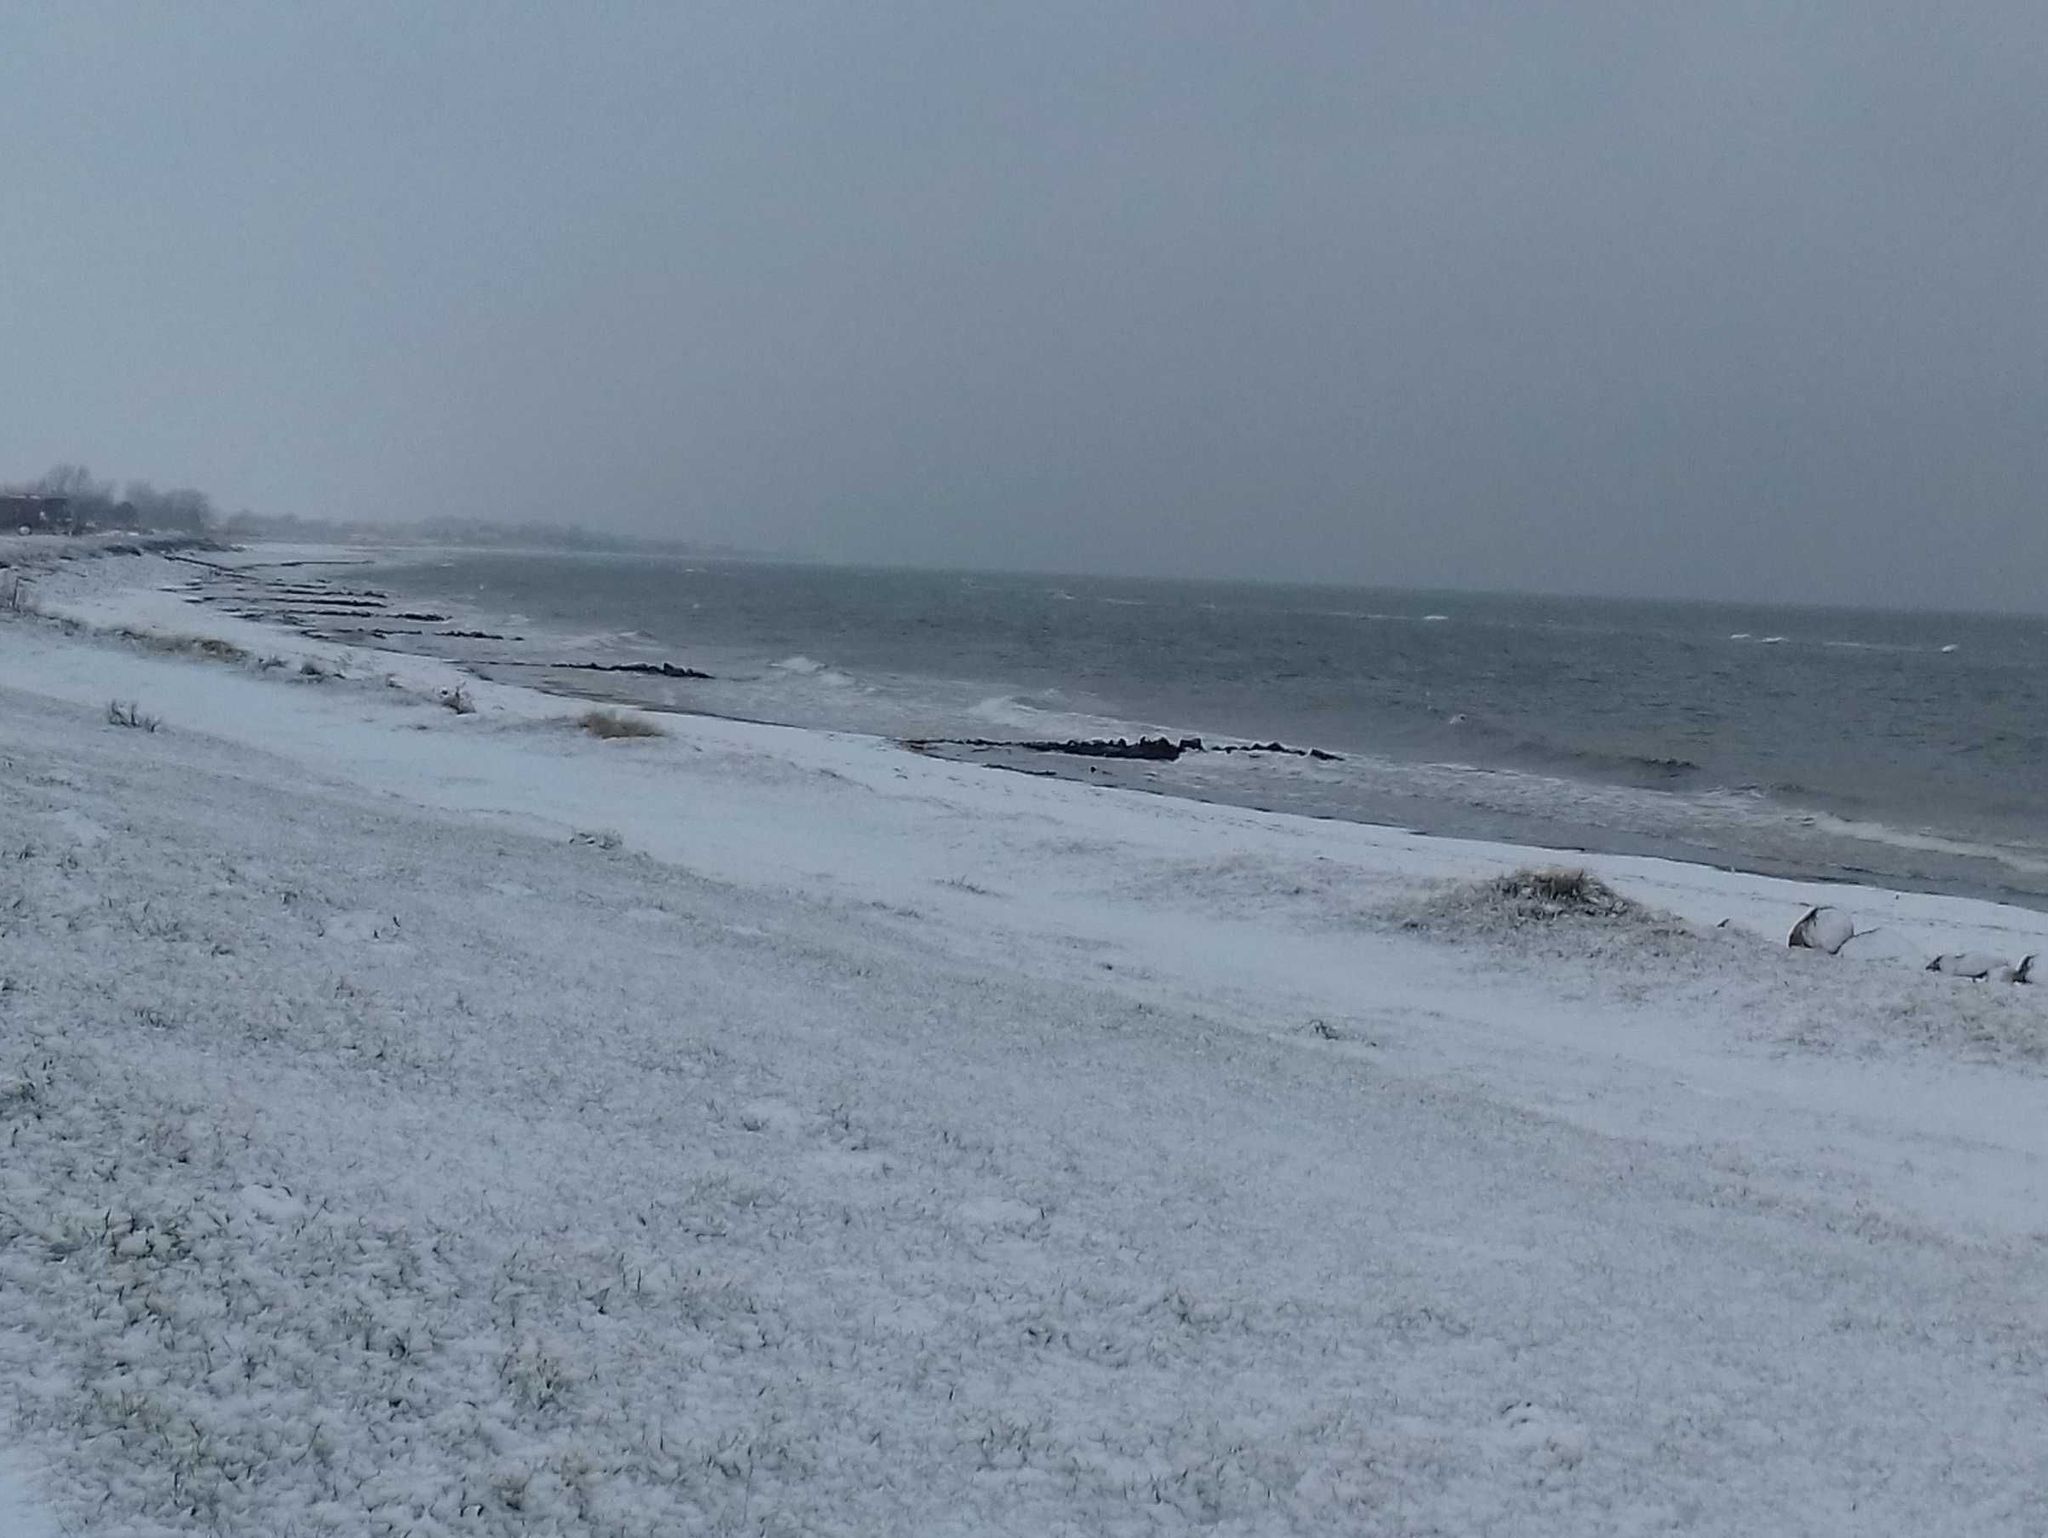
{"left": 578, "top": 709, "right": 666, "bottom": 740}
{"left": 106, "top": 700, "right": 161, "bottom": 733}
{"left": 1480, "top": 867, "right": 1637, "bottom": 921}
{"left": 1397, "top": 865, "right": 1693, "bottom": 952}
{"left": 113, "top": 629, "right": 251, "bottom": 664}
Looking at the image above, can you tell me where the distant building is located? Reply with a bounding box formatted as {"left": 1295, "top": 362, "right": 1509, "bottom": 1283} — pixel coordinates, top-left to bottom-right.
{"left": 0, "top": 494, "right": 75, "bottom": 533}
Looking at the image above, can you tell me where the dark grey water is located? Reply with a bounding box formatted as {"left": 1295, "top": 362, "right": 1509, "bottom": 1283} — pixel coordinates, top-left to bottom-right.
{"left": 362, "top": 552, "right": 2048, "bottom": 905}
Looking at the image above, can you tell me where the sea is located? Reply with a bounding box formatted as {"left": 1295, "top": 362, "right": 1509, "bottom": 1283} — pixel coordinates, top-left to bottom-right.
{"left": 358, "top": 551, "right": 2048, "bottom": 909}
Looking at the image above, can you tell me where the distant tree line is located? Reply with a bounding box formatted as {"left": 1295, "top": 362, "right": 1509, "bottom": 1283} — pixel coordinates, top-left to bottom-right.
{"left": 222, "top": 508, "right": 752, "bottom": 558}
{"left": 7, "top": 463, "right": 761, "bottom": 558}
{"left": 220, "top": 509, "right": 655, "bottom": 550}
{"left": 4, "top": 464, "right": 219, "bottom": 535}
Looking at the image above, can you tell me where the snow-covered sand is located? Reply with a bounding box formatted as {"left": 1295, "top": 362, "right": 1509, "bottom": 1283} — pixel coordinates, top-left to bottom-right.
{"left": 4, "top": 545, "right": 2048, "bottom": 1533}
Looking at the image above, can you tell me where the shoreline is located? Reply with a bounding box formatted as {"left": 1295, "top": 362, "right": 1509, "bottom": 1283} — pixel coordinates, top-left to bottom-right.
{"left": 11, "top": 534, "right": 2048, "bottom": 970}
{"left": 7, "top": 537, "right": 2048, "bottom": 1531}
{"left": 108, "top": 539, "right": 2048, "bottom": 914}
{"left": 905, "top": 736, "right": 2048, "bottom": 914}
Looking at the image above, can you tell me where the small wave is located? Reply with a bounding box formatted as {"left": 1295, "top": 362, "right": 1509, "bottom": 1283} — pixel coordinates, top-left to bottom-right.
{"left": 1728, "top": 782, "right": 2048, "bottom": 878}
{"left": 968, "top": 692, "right": 1143, "bottom": 739}
{"left": 1447, "top": 713, "right": 1704, "bottom": 786}
{"left": 1820, "top": 638, "right": 1925, "bottom": 654}
{"left": 1736, "top": 633, "right": 1932, "bottom": 653}
{"left": 555, "top": 628, "right": 640, "bottom": 652}
{"left": 770, "top": 654, "right": 855, "bottom": 688}
{"left": 971, "top": 695, "right": 1051, "bottom": 725}
{"left": 1097, "top": 596, "right": 1149, "bottom": 607}
{"left": 1941, "top": 643, "right": 1960, "bottom": 653}
{"left": 1792, "top": 811, "right": 2048, "bottom": 878}
{"left": 1422, "top": 614, "right": 1450, "bottom": 622}
{"left": 1584, "top": 752, "right": 1702, "bottom": 782}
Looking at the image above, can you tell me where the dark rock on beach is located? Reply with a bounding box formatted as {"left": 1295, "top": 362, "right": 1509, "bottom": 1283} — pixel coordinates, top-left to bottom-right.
{"left": 907, "top": 735, "right": 1193, "bottom": 761}
{"left": 1212, "top": 740, "right": 1344, "bottom": 760}
{"left": 562, "top": 660, "right": 713, "bottom": 680}
{"left": 907, "top": 734, "right": 1342, "bottom": 764}
{"left": 488, "top": 660, "right": 714, "bottom": 680}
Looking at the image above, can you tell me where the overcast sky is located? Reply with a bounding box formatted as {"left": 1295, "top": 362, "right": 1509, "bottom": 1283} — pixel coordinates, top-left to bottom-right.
{"left": 3, "top": 4, "right": 2043, "bottom": 607}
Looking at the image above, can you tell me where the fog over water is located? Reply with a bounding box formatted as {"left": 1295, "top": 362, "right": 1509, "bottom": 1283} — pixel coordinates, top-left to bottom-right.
{"left": 3, "top": 5, "right": 2046, "bottom": 609}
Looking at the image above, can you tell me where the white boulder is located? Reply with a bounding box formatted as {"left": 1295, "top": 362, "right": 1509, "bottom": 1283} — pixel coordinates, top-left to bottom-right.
{"left": 1788, "top": 905, "right": 1857, "bottom": 954}
{"left": 1927, "top": 952, "right": 2021, "bottom": 982}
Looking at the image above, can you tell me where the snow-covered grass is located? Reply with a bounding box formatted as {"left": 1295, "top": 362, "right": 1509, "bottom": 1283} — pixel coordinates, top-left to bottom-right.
{"left": 4, "top": 549, "right": 2048, "bottom": 1533}
{"left": 1400, "top": 864, "right": 1667, "bottom": 933}
{"left": 104, "top": 699, "right": 161, "bottom": 732}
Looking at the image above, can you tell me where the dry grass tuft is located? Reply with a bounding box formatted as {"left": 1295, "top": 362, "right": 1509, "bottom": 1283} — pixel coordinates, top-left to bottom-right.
{"left": 113, "top": 629, "right": 251, "bottom": 664}
{"left": 106, "top": 700, "right": 161, "bottom": 733}
{"left": 1396, "top": 865, "right": 1693, "bottom": 953}
{"left": 1482, "top": 867, "right": 1637, "bottom": 921}
{"left": 578, "top": 709, "right": 666, "bottom": 740}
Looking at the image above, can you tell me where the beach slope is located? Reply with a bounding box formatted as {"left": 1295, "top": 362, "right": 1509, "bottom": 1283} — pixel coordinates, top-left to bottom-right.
{"left": 4, "top": 556, "right": 2048, "bottom": 1533}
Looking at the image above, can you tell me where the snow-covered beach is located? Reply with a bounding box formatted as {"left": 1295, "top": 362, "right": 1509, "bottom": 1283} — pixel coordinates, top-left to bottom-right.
{"left": 5, "top": 543, "right": 2048, "bottom": 1534}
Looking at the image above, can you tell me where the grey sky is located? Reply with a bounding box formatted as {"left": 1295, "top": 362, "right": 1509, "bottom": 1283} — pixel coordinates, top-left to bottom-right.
{"left": 3, "top": 3, "right": 2044, "bottom": 607}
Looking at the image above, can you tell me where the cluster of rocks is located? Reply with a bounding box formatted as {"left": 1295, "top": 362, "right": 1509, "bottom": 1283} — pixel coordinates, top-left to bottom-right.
{"left": 481, "top": 659, "right": 713, "bottom": 679}
{"left": 1927, "top": 952, "right": 2037, "bottom": 983}
{"left": 543, "top": 660, "right": 712, "bottom": 680}
{"left": 906, "top": 735, "right": 1342, "bottom": 764}
{"left": 165, "top": 557, "right": 715, "bottom": 678}
{"left": 1789, "top": 903, "right": 2036, "bottom": 983}
{"left": 1212, "top": 740, "right": 1344, "bottom": 761}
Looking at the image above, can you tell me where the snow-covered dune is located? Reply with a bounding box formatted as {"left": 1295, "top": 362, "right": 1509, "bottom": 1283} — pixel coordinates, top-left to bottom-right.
{"left": 4, "top": 549, "right": 2048, "bottom": 1533}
